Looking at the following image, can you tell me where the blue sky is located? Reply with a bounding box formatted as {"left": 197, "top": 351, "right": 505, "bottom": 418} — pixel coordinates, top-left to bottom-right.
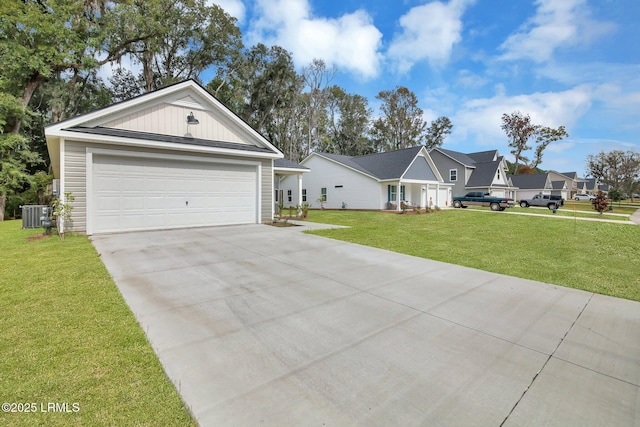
{"left": 212, "top": 0, "right": 640, "bottom": 176}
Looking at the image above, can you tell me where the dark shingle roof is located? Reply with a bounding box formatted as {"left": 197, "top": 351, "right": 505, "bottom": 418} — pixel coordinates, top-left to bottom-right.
{"left": 274, "top": 158, "right": 309, "bottom": 170}
{"left": 510, "top": 173, "right": 550, "bottom": 189}
{"left": 560, "top": 172, "right": 578, "bottom": 179}
{"left": 466, "top": 161, "right": 499, "bottom": 187}
{"left": 435, "top": 148, "right": 477, "bottom": 167}
{"left": 466, "top": 150, "right": 498, "bottom": 163}
{"left": 64, "top": 126, "right": 274, "bottom": 154}
{"left": 318, "top": 146, "right": 426, "bottom": 180}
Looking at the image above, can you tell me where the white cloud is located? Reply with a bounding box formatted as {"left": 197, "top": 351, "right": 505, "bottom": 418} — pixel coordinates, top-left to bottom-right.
{"left": 452, "top": 85, "right": 593, "bottom": 143}
{"left": 455, "top": 69, "right": 487, "bottom": 89}
{"left": 499, "top": 0, "right": 615, "bottom": 63}
{"left": 387, "top": 0, "right": 474, "bottom": 73}
{"left": 247, "top": 0, "right": 383, "bottom": 79}
{"left": 208, "top": 0, "right": 246, "bottom": 23}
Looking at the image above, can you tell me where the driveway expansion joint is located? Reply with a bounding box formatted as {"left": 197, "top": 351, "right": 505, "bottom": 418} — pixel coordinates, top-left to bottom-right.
{"left": 499, "top": 293, "right": 594, "bottom": 426}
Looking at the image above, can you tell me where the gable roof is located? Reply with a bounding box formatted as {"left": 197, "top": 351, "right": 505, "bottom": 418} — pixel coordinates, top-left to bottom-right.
{"left": 466, "top": 160, "right": 500, "bottom": 187}
{"left": 45, "top": 80, "right": 282, "bottom": 176}
{"left": 310, "top": 146, "right": 442, "bottom": 181}
{"left": 467, "top": 150, "right": 498, "bottom": 163}
{"left": 510, "top": 173, "right": 551, "bottom": 189}
{"left": 433, "top": 147, "right": 512, "bottom": 188}
{"left": 433, "top": 147, "right": 477, "bottom": 168}
{"left": 560, "top": 172, "right": 578, "bottom": 179}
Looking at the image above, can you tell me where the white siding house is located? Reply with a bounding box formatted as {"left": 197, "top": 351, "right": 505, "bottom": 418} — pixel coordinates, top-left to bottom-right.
{"left": 281, "top": 147, "right": 453, "bottom": 211}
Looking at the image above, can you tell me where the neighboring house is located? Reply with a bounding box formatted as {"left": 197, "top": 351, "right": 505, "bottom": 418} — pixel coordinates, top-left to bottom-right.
{"left": 510, "top": 172, "right": 568, "bottom": 201}
{"left": 281, "top": 146, "right": 452, "bottom": 211}
{"left": 551, "top": 171, "right": 588, "bottom": 197}
{"left": 274, "top": 158, "right": 309, "bottom": 211}
{"left": 45, "top": 80, "right": 283, "bottom": 235}
{"left": 429, "top": 148, "right": 518, "bottom": 199}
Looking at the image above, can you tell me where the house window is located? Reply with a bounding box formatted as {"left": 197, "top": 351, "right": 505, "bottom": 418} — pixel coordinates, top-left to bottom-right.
{"left": 400, "top": 185, "right": 406, "bottom": 201}
{"left": 302, "top": 189, "right": 307, "bottom": 202}
{"left": 497, "top": 169, "right": 501, "bottom": 180}
{"left": 320, "top": 187, "right": 327, "bottom": 202}
{"left": 388, "top": 185, "right": 397, "bottom": 202}
{"left": 287, "top": 189, "right": 292, "bottom": 202}
{"left": 450, "top": 169, "right": 457, "bottom": 181}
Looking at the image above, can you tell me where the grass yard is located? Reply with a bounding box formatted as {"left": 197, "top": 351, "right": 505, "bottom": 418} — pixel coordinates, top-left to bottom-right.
{"left": 304, "top": 209, "right": 640, "bottom": 301}
{"left": 0, "top": 221, "right": 194, "bottom": 426}
{"left": 466, "top": 205, "right": 630, "bottom": 221}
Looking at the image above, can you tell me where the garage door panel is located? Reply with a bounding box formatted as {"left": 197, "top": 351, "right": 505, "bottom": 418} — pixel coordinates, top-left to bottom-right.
{"left": 92, "top": 155, "right": 257, "bottom": 233}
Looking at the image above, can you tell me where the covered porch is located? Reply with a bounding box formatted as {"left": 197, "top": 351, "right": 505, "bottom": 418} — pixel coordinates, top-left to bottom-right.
{"left": 274, "top": 159, "right": 310, "bottom": 215}
{"left": 384, "top": 180, "right": 453, "bottom": 211}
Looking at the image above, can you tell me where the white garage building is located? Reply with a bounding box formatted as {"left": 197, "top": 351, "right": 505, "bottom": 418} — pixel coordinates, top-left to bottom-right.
{"left": 45, "top": 80, "right": 283, "bottom": 235}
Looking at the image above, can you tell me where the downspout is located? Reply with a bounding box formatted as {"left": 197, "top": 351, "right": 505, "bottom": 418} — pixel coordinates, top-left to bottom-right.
{"left": 58, "top": 139, "right": 65, "bottom": 234}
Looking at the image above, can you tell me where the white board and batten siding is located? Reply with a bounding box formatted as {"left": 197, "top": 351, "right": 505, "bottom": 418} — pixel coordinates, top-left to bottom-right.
{"left": 101, "top": 100, "right": 251, "bottom": 146}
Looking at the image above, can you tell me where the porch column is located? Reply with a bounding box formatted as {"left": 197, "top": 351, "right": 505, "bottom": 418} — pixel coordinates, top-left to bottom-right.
{"left": 297, "top": 174, "right": 303, "bottom": 206}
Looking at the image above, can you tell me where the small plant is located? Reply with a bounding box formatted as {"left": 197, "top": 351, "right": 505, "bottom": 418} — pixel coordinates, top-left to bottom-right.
{"left": 316, "top": 197, "right": 325, "bottom": 210}
{"left": 300, "top": 203, "right": 310, "bottom": 218}
{"left": 51, "top": 192, "right": 75, "bottom": 239}
{"left": 591, "top": 190, "right": 608, "bottom": 214}
{"left": 414, "top": 205, "right": 421, "bottom": 214}
{"left": 288, "top": 205, "right": 296, "bottom": 218}
{"left": 400, "top": 201, "right": 408, "bottom": 213}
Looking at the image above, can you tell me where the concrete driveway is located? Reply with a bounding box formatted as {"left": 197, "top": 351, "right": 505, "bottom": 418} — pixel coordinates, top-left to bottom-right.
{"left": 92, "top": 224, "right": 640, "bottom": 426}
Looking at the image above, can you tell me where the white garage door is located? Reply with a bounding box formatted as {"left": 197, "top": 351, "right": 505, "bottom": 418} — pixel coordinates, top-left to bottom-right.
{"left": 92, "top": 155, "right": 257, "bottom": 233}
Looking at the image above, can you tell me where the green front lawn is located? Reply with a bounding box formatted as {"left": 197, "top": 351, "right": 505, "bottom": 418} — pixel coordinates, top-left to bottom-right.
{"left": 0, "top": 221, "right": 193, "bottom": 426}
{"left": 305, "top": 210, "right": 640, "bottom": 301}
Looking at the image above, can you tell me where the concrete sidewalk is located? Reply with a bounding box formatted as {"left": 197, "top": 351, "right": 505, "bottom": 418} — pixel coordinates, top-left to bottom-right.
{"left": 92, "top": 225, "right": 640, "bottom": 426}
{"left": 631, "top": 207, "right": 640, "bottom": 224}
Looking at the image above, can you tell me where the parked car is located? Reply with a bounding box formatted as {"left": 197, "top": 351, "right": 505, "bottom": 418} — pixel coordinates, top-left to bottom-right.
{"left": 574, "top": 193, "right": 595, "bottom": 201}
{"left": 519, "top": 194, "right": 562, "bottom": 210}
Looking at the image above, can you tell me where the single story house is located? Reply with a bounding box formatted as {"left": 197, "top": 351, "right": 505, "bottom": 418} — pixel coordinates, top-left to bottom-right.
{"left": 280, "top": 146, "right": 453, "bottom": 211}
{"left": 510, "top": 173, "right": 569, "bottom": 201}
{"left": 45, "top": 80, "right": 283, "bottom": 235}
{"left": 429, "top": 148, "right": 518, "bottom": 199}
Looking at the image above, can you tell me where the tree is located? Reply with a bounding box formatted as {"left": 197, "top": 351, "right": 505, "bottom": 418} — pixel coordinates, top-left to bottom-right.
{"left": 0, "top": 134, "right": 41, "bottom": 221}
{"left": 209, "top": 44, "right": 302, "bottom": 156}
{"left": 301, "top": 59, "right": 336, "bottom": 157}
{"left": 424, "top": 116, "right": 453, "bottom": 150}
{"left": 591, "top": 190, "right": 608, "bottom": 214}
{"left": 501, "top": 111, "right": 538, "bottom": 174}
{"left": 586, "top": 150, "right": 640, "bottom": 199}
{"left": 1, "top": 0, "right": 94, "bottom": 133}
{"left": 325, "top": 86, "right": 373, "bottom": 156}
{"left": 501, "top": 111, "right": 568, "bottom": 173}
{"left": 124, "top": 1, "right": 242, "bottom": 92}
{"left": 371, "top": 86, "right": 427, "bottom": 152}
{"left": 531, "top": 126, "right": 568, "bottom": 169}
